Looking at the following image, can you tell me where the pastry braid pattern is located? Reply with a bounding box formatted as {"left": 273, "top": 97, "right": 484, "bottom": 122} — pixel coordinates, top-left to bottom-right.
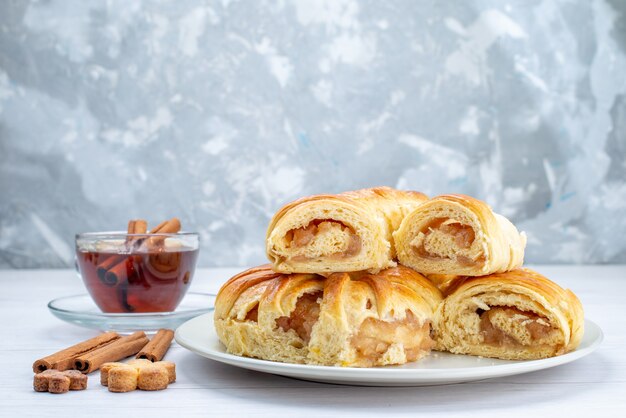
{"left": 394, "top": 194, "right": 526, "bottom": 276}
{"left": 214, "top": 265, "right": 442, "bottom": 367}
{"left": 266, "top": 187, "right": 427, "bottom": 274}
{"left": 434, "top": 268, "right": 584, "bottom": 360}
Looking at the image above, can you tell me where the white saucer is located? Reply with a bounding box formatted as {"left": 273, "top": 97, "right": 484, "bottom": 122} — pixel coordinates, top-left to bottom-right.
{"left": 175, "top": 312, "right": 603, "bottom": 386}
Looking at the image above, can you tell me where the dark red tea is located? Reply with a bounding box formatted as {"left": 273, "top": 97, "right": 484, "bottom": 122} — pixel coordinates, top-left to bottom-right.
{"left": 77, "top": 246, "right": 199, "bottom": 313}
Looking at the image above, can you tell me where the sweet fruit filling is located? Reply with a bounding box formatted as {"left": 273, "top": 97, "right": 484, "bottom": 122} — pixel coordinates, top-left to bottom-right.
{"left": 284, "top": 220, "right": 361, "bottom": 260}
{"left": 244, "top": 304, "right": 259, "bottom": 322}
{"left": 413, "top": 218, "right": 482, "bottom": 266}
{"left": 478, "top": 306, "right": 557, "bottom": 346}
{"left": 351, "top": 310, "right": 432, "bottom": 366}
{"left": 276, "top": 292, "right": 322, "bottom": 343}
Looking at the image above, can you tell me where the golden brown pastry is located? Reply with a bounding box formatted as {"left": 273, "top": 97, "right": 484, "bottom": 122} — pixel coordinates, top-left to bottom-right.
{"left": 424, "top": 273, "right": 460, "bottom": 294}
{"left": 214, "top": 264, "right": 442, "bottom": 367}
{"left": 394, "top": 194, "right": 526, "bottom": 276}
{"left": 266, "top": 187, "right": 428, "bottom": 274}
{"left": 434, "top": 268, "right": 584, "bottom": 360}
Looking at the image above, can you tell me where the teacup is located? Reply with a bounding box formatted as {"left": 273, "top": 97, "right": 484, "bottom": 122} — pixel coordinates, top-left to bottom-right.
{"left": 75, "top": 232, "right": 199, "bottom": 313}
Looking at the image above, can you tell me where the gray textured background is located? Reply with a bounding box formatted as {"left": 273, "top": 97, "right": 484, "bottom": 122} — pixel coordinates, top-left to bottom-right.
{"left": 1, "top": 0, "right": 626, "bottom": 269}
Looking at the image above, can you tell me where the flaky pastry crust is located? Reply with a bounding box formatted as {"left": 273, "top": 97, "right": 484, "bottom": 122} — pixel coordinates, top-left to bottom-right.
{"left": 434, "top": 268, "right": 584, "bottom": 360}
{"left": 266, "top": 187, "right": 427, "bottom": 273}
{"left": 214, "top": 264, "right": 442, "bottom": 367}
{"left": 394, "top": 194, "right": 526, "bottom": 276}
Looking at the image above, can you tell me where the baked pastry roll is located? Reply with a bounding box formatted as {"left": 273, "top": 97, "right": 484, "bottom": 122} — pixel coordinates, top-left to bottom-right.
{"left": 434, "top": 268, "right": 584, "bottom": 360}
{"left": 214, "top": 265, "right": 442, "bottom": 367}
{"left": 424, "top": 273, "right": 460, "bottom": 294}
{"left": 266, "top": 187, "right": 427, "bottom": 273}
{"left": 394, "top": 194, "right": 526, "bottom": 276}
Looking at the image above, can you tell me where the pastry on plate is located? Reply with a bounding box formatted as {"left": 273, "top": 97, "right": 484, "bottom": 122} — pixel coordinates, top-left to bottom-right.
{"left": 424, "top": 273, "right": 459, "bottom": 293}
{"left": 434, "top": 268, "right": 584, "bottom": 360}
{"left": 394, "top": 194, "right": 526, "bottom": 276}
{"left": 214, "top": 265, "right": 442, "bottom": 367}
{"left": 266, "top": 187, "right": 427, "bottom": 274}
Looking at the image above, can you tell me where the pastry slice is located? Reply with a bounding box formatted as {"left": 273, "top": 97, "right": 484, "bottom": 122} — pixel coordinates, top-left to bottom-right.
{"left": 266, "top": 187, "right": 427, "bottom": 273}
{"left": 434, "top": 268, "right": 584, "bottom": 360}
{"left": 214, "top": 265, "right": 442, "bottom": 367}
{"left": 394, "top": 194, "right": 526, "bottom": 276}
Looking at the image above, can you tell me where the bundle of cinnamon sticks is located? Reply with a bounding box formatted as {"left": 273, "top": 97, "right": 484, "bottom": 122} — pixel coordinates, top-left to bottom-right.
{"left": 96, "top": 218, "right": 181, "bottom": 288}
{"left": 33, "top": 329, "right": 175, "bottom": 375}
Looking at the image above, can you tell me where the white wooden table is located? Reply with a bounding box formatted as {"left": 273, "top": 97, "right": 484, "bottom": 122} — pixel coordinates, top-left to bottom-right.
{"left": 1, "top": 266, "right": 624, "bottom": 417}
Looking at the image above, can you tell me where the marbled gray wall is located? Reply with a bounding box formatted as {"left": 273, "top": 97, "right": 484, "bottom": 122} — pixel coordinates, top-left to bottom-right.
{"left": 1, "top": 0, "right": 625, "bottom": 268}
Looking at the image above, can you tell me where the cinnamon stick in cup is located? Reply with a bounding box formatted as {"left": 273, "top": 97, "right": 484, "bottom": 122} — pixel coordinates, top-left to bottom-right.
{"left": 33, "top": 332, "right": 120, "bottom": 373}
{"left": 148, "top": 252, "right": 182, "bottom": 277}
{"left": 103, "top": 257, "right": 141, "bottom": 288}
{"left": 98, "top": 220, "right": 148, "bottom": 287}
{"left": 96, "top": 256, "right": 119, "bottom": 282}
{"left": 127, "top": 220, "right": 148, "bottom": 236}
{"left": 145, "top": 218, "right": 181, "bottom": 249}
{"left": 74, "top": 331, "right": 150, "bottom": 374}
{"left": 150, "top": 218, "right": 181, "bottom": 235}
{"left": 136, "top": 329, "right": 175, "bottom": 362}
{"left": 126, "top": 219, "right": 148, "bottom": 250}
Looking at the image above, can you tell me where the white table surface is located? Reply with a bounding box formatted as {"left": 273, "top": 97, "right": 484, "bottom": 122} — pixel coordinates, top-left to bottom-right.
{"left": 1, "top": 265, "right": 624, "bottom": 418}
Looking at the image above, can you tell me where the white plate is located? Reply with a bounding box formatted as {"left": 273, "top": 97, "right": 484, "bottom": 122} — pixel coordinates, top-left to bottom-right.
{"left": 175, "top": 312, "right": 603, "bottom": 386}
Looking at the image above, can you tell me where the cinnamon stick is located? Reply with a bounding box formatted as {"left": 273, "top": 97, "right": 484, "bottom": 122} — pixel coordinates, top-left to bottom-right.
{"left": 33, "top": 332, "right": 120, "bottom": 373}
{"left": 146, "top": 218, "right": 181, "bottom": 249}
{"left": 74, "top": 331, "right": 150, "bottom": 374}
{"left": 136, "top": 329, "right": 175, "bottom": 362}
{"left": 150, "top": 218, "right": 181, "bottom": 234}
{"left": 127, "top": 219, "right": 148, "bottom": 235}
{"left": 126, "top": 219, "right": 148, "bottom": 250}
{"left": 103, "top": 256, "right": 139, "bottom": 288}
{"left": 96, "top": 256, "right": 119, "bottom": 282}
{"left": 148, "top": 252, "right": 181, "bottom": 276}
{"left": 100, "top": 220, "right": 148, "bottom": 286}
{"left": 117, "top": 280, "right": 137, "bottom": 312}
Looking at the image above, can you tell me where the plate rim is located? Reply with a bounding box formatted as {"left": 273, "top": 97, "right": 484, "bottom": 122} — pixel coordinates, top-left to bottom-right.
{"left": 175, "top": 312, "right": 603, "bottom": 381}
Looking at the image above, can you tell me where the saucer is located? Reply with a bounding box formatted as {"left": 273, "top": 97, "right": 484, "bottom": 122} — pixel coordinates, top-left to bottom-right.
{"left": 48, "top": 292, "right": 215, "bottom": 333}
